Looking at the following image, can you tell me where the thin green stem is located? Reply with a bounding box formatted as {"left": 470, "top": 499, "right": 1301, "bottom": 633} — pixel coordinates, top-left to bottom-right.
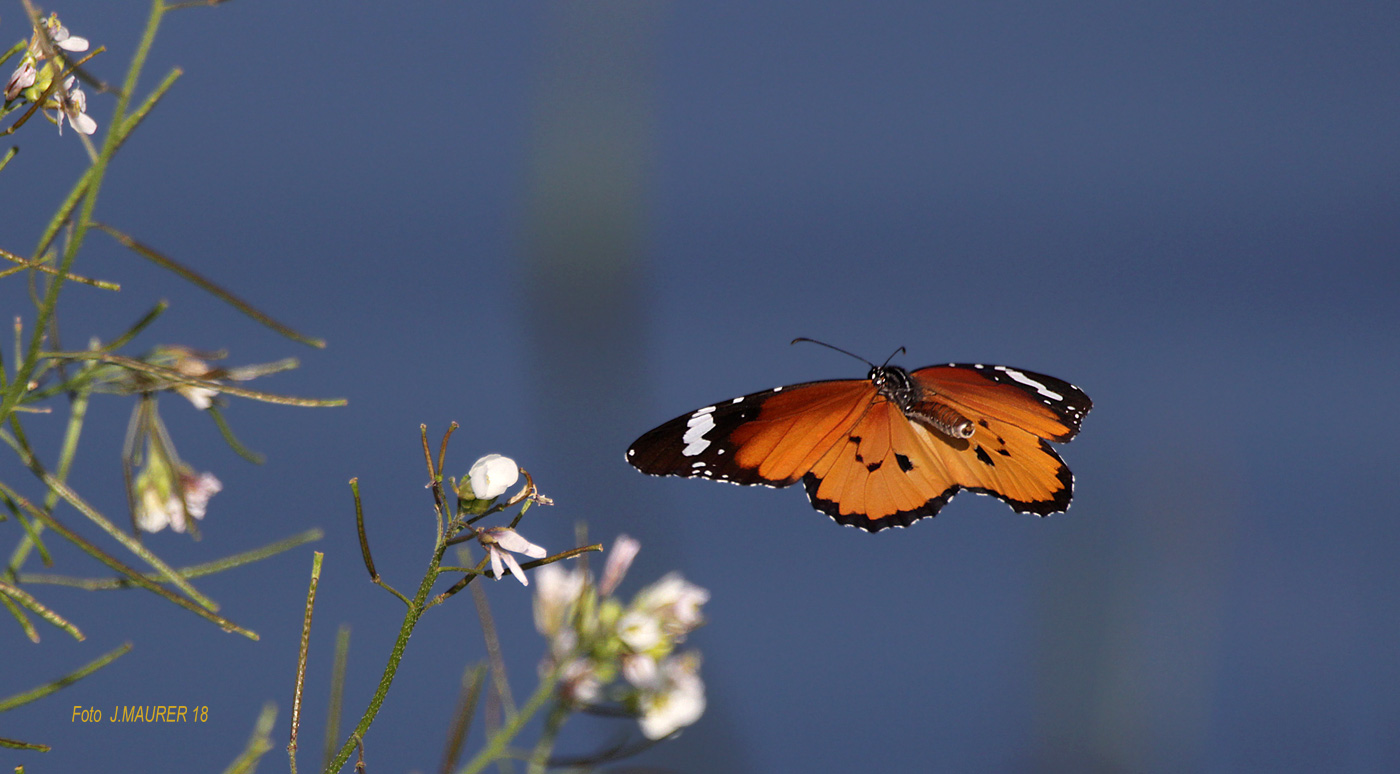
{"left": 322, "top": 539, "right": 450, "bottom": 774}
{"left": 322, "top": 624, "right": 352, "bottom": 772}
{"left": 458, "top": 669, "right": 562, "bottom": 774}
{"left": 526, "top": 702, "right": 570, "bottom": 774}
{"left": 0, "top": 581, "right": 83, "bottom": 640}
{"left": 288, "top": 551, "right": 324, "bottom": 774}
{"left": 0, "top": 641, "right": 131, "bottom": 712}
{"left": 6, "top": 376, "right": 90, "bottom": 575}
{"left": 18, "top": 528, "right": 324, "bottom": 589}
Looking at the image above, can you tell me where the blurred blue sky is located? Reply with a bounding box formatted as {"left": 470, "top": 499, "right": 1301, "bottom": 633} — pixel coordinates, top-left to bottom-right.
{"left": 4, "top": 1, "right": 1399, "bottom": 772}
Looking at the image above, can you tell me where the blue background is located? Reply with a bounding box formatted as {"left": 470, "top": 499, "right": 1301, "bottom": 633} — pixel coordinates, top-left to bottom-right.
{"left": 5, "top": 2, "right": 1399, "bottom": 771}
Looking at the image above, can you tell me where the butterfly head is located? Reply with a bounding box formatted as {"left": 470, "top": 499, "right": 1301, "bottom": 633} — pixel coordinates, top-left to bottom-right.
{"left": 869, "top": 364, "right": 916, "bottom": 406}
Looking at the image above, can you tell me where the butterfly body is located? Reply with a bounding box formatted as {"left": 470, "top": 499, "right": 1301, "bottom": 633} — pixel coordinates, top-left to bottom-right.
{"left": 627, "top": 361, "right": 1091, "bottom": 532}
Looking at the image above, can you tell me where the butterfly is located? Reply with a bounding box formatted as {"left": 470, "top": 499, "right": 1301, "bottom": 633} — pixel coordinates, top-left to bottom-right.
{"left": 626, "top": 342, "right": 1091, "bottom": 532}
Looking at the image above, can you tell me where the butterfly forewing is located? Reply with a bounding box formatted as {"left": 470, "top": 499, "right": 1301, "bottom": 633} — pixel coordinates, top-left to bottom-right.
{"left": 626, "top": 379, "right": 875, "bottom": 488}
{"left": 912, "top": 364, "right": 1091, "bottom": 441}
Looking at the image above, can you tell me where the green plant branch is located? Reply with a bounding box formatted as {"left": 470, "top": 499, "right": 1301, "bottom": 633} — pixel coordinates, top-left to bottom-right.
{"left": 6, "top": 374, "right": 91, "bottom": 577}
{"left": 322, "top": 531, "right": 451, "bottom": 774}
{"left": 222, "top": 702, "right": 278, "bottom": 774}
{"left": 457, "top": 668, "right": 562, "bottom": 774}
{"left": 0, "top": 248, "right": 120, "bottom": 289}
{"left": 0, "top": 482, "right": 257, "bottom": 639}
{"left": 1, "top": 430, "right": 218, "bottom": 608}
{"left": 39, "top": 351, "right": 346, "bottom": 407}
{"left": 0, "top": 591, "right": 39, "bottom": 642}
{"left": 288, "top": 551, "right": 323, "bottom": 774}
{"left": 0, "top": 641, "right": 131, "bottom": 713}
{"left": 322, "top": 624, "right": 352, "bottom": 772}
{"left": 0, "top": 580, "right": 82, "bottom": 640}
{"left": 92, "top": 222, "right": 327, "bottom": 348}
{"left": 17, "top": 527, "right": 324, "bottom": 589}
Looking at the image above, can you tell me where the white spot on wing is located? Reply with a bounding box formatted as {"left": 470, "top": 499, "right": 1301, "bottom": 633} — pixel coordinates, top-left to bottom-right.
{"left": 681, "top": 410, "right": 716, "bottom": 456}
{"left": 994, "top": 366, "right": 1064, "bottom": 401}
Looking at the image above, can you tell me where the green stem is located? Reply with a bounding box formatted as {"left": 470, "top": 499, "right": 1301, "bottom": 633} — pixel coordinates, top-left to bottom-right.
{"left": 525, "top": 701, "right": 570, "bottom": 774}
{"left": 321, "top": 543, "right": 448, "bottom": 773}
{"left": 6, "top": 375, "right": 90, "bottom": 575}
{"left": 458, "top": 670, "right": 561, "bottom": 774}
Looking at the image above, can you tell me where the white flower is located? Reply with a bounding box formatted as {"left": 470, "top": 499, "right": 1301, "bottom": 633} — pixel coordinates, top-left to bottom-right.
{"left": 558, "top": 657, "right": 602, "bottom": 705}
{"left": 135, "top": 485, "right": 178, "bottom": 533}
{"left": 620, "top": 652, "right": 658, "bottom": 688}
{"left": 478, "top": 527, "right": 546, "bottom": 586}
{"left": 56, "top": 76, "right": 96, "bottom": 136}
{"left": 617, "top": 609, "right": 664, "bottom": 653}
{"left": 181, "top": 471, "right": 223, "bottom": 519}
{"left": 134, "top": 466, "right": 221, "bottom": 534}
{"left": 633, "top": 572, "right": 710, "bottom": 640}
{"left": 468, "top": 454, "right": 519, "bottom": 499}
{"left": 4, "top": 58, "right": 36, "bottom": 101}
{"left": 533, "top": 562, "right": 586, "bottom": 637}
{"left": 44, "top": 15, "right": 89, "bottom": 53}
{"left": 599, "top": 534, "right": 640, "bottom": 596}
{"left": 637, "top": 653, "right": 706, "bottom": 740}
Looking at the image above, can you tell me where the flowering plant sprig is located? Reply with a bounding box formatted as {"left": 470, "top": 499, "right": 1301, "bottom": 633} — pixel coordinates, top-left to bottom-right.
{"left": 3, "top": 12, "right": 98, "bottom": 136}
{"left": 317, "top": 428, "right": 601, "bottom": 773}
{"left": 533, "top": 535, "right": 710, "bottom": 744}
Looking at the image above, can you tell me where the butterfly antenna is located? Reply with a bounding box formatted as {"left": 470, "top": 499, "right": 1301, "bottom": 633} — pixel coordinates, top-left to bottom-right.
{"left": 790, "top": 337, "right": 877, "bottom": 368}
{"left": 880, "top": 346, "right": 907, "bottom": 367}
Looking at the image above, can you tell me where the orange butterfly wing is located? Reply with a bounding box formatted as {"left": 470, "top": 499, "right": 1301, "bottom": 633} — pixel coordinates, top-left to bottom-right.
{"left": 627, "top": 379, "right": 876, "bottom": 487}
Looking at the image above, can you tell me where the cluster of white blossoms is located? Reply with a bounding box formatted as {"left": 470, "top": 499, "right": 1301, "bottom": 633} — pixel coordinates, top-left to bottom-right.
{"left": 132, "top": 440, "right": 222, "bottom": 534}
{"left": 534, "top": 535, "right": 709, "bottom": 740}
{"left": 3, "top": 13, "right": 96, "bottom": 135}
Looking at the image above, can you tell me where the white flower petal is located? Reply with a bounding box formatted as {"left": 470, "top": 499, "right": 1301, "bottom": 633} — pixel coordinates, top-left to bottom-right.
{"left": 488, "top": 546, "right": 505, "bottom": 582}
{"left": 499, "top": 550, "right": 528, "bottom": 586}
{"left": 70, "top": 112, "right": 96, "bottom": 136}
{"left": 599, "top": 534, "right": 640, "bottom": 596}
{"left": 617, "top": 610, "right": 663, "bottom": 652}
{"left": 637, "top": 656, "right": 706, "bottom": 740}
{"left": 468, "top": 454, "right": 519, "bottom": 499}
{"left": 135, "top": 488, "right": 171, "bottom": 533}
{"left": 491, "top": 528, "right": 546, "bottom": 559}
{"left": 57, "top": 35, "right": 88, "bottom": 52}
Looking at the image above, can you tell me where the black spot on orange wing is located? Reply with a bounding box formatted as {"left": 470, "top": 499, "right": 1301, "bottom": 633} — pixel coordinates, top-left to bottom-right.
{"left": 974, "top": 445, "right": 995, "bottom": 466}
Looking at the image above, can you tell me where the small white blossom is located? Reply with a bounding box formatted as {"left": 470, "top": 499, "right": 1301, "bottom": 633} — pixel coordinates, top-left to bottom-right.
{"left": 478, "top": 527, "right": 546, "bottom": 586}
{"left": 468, "top": 454, "right": 519, "bottom": 499}
{"left": 533, "top": 562, "right": 587, "bottom": 638}
{"left": 44, "top": 15, "right": 89, "bottom": 53}
{"left": 637, "top": 653, "right": 706, "bottom": 740}
{"left": 56, "top": 76, "right": 96, "bottom": 136}
{"left": 620, "top": 652, "right": 658, "bottom": 689}
{"left": 633, "top": 572, "right": 710, "bottom": 640}
{"left": 599, "top": 534, "right": 641, "bottom": 596}
{"left": 617, "top": 609, "right": 664, "bottom": 653}
{"left": 181, "top": 471, "right": 223, "bottom": 519}
{"left": 170, "top": 354, "right": 219, "bottom": 409}
{"left": 134, "top": 465, "right": 221, "bottom": 534}
{"left": 4, "top": 57, "right": 36, "bottom": 101}
{"left": 559, "top": 657, "right": 602, "bottom": 705}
